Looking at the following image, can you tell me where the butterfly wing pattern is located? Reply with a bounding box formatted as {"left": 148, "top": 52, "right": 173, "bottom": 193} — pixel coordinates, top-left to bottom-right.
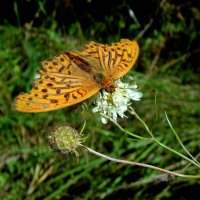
{"left": 80, "top": 39, "right": 139, "bottom": 81}
{"left": 15, "top": 39, "right": 139, "bottom": 112}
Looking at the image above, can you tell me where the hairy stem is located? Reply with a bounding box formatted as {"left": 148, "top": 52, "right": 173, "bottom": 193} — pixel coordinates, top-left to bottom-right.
{"left": 81, "top": 145, "right": 200, "bottom": 179}
{"left": 129, "top": 109, "right": 200, "bottom": 169}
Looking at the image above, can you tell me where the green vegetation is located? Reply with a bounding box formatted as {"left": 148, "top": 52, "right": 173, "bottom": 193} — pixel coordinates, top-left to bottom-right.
{"left": 0, "top": 0, "right": 199, "bottom": 199}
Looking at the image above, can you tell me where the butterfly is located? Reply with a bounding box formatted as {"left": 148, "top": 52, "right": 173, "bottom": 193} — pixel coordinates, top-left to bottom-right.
{"left": 15, "top": 39, "right": 139, "bottom": 112}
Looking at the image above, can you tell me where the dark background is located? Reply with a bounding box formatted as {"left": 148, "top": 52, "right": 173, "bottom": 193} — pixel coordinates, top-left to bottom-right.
{"left": 0, "top": 0, "right": 200, "bottom": 199}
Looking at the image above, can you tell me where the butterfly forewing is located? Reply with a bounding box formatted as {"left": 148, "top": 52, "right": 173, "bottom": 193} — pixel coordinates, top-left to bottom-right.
{"left": 15, "top": 53, "right": 101, "bottom": 112}
{"left": 79, "top": 39, "right": 139, "bottom": 80}
{"left": 100, "top": 39, "right": 139, "bottom": 80}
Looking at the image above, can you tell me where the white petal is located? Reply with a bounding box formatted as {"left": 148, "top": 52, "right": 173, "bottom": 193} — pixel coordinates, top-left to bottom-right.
{"left": 91, "top": 79, "right": 142, "bottom": 123}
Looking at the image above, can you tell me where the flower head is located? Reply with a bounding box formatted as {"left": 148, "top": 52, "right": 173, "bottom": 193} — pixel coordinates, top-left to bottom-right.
{"left": 92, "top": 79, "right": 143, "bottom": 123}
{"left": 48, "top": 125, "right": 84, "bottom": 156}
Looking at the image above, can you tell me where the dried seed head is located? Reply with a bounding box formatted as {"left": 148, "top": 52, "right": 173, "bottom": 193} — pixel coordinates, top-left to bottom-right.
{"left": 48, "top": 125, "right": 84, "bottom": 155}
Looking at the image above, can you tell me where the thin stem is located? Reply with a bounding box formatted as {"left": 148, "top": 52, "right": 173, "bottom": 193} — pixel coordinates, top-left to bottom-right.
{"left": 100, "top": 112, "right": 150, "bottom": 141}
{"left": 136, "top": 0, "right": 167, "bottom": 41}
{"left": 165, "top": 112, "right": 200, "bottom": 165}
{"left": 81, "top": 144, "right": 200, "bottom": 179}
{"left": 80, "top": 120, "right": 86, "bottom": 135}
{"left": 159, "top": 48, "right": 200, "bottom": 72}
{"left": 129, "top": 109, "right": 200, "bottom": 169}
{"left": 183, "top": 152, "right": 200, "bottom": 171}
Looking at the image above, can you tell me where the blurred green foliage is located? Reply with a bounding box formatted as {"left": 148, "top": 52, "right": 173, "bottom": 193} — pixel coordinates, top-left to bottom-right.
{"left": 0, "top": 0, "right": 200, "bottom": 199}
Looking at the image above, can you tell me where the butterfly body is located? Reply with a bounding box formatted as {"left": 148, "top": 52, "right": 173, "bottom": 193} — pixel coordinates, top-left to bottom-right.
{"left": 15, "top": 39, "right": 139, "bottom": 112}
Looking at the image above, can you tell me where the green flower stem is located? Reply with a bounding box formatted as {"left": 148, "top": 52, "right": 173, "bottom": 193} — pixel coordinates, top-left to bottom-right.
{"left": 100, "top": 112, "right": 150, "bottom": 141}
{"left": 129, "top": 109, "right": 200, "bottom": 170}
{"left": 164, "top": 112, "right": 200, "bottom": 165}
{"left": 81, "top": 144, "right": 200, "bottom": 179}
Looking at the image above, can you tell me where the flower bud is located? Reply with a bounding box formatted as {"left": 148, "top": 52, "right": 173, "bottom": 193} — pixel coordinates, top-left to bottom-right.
{"left": 48, "top": 125, "right": 83, "bottom": 155}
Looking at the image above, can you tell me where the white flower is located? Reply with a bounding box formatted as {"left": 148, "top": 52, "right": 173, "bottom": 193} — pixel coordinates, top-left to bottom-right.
{"left": 92, "top": 79, "right": 143, "bottom": 123}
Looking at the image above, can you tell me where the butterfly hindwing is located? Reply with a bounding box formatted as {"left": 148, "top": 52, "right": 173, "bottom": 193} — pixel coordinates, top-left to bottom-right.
{"left": 15, "top": 73, "right": 100, "bottom": 112}
{"left": 15, "top": 52, "right": 101, "bottom": 112}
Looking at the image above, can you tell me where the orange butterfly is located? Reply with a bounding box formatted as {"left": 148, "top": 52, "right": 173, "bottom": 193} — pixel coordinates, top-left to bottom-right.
{"left": 15, "top": 39, "right": 139, "bottom": 112}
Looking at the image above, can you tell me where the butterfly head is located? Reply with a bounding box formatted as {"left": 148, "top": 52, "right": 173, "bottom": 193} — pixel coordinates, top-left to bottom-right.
{"left": 94, "top": 72, "right": 115, "bottom": 91}
{"left": 104, "top": 84, "right": 116, "bottom": 93}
